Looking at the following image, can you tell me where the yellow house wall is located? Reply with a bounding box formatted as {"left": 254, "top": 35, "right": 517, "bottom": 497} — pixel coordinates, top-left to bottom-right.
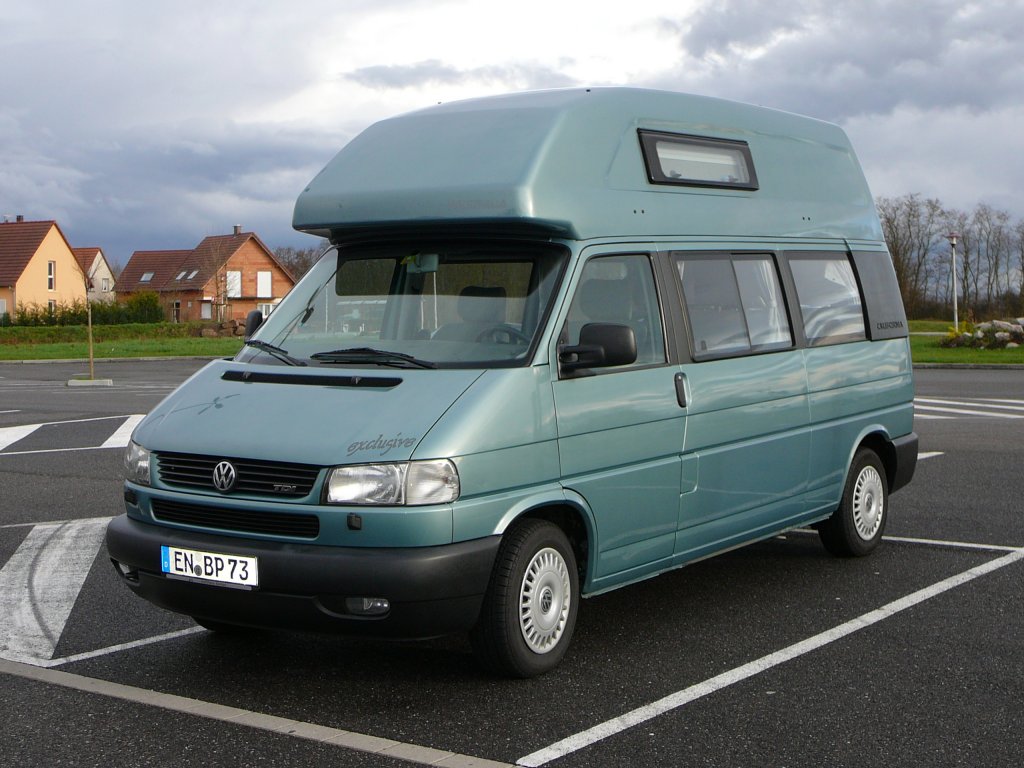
{"left": 14, "top": 227, "right": 88, "bottom": 310}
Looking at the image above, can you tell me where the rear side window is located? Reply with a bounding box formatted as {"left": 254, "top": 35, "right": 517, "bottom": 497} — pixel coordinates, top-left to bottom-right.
{"left": 788, "top": 255, "right": 867, "bottom": 346}
{"left": 675, "top": 254, "right": 791, "bottom": 359}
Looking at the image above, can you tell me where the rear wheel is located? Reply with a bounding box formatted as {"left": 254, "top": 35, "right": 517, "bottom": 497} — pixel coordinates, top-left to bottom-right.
{"left": 818, "top": 447, "right": 888, "bottom": 557}
{"left": 471, "top": 519, "right": 579, "bottom": 678}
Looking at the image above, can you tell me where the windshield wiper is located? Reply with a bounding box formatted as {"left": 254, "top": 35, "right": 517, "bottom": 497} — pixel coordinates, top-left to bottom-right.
{"left": 243, "top": 339, "right": 307, "bottom": 367}
{"left": 310, "top": 347, "right": 437, "bottom": 369}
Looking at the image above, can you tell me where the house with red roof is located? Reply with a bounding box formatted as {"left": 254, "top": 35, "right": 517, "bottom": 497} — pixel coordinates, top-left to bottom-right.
{"left": 0, "top": 217, "right": 88, "bottom": 320}
{"left": 117, "top": 226, "right": 294, "bottom": 323}
{"left": 71, "top": 247, "right": 117, "bottom": 304}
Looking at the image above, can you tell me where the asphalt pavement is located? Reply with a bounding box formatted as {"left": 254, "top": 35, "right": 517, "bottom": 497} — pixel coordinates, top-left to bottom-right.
{"left": 1, "top": 359, "right": 1021, "bottom": 767}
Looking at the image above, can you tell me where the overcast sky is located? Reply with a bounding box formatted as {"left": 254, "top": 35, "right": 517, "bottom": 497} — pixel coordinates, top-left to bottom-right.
{"left": 2, "top": 0, "right": 1022, "bottom": 266}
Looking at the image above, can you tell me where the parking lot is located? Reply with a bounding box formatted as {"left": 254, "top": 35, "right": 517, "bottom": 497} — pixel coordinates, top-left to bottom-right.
{"left": 1, "top": 359, "right": 1022, "bottom": 767}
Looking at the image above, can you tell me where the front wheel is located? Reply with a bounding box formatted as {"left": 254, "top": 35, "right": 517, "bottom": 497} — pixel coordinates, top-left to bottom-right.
{"left": 818, "top": 447, "right": 888, "bottom": 557}
{"left": 471, "top": 519, "right": 579, "bottom": 678}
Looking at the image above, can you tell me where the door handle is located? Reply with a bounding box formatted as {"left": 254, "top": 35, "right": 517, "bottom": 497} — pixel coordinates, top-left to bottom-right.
{"left": 674, "top": 372, "right": 688, "bottom": 408}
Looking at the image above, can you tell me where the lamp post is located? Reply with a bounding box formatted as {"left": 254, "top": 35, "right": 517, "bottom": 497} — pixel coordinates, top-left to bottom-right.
{"left": 945, "top": 232, "right": 959, "bottom": 330}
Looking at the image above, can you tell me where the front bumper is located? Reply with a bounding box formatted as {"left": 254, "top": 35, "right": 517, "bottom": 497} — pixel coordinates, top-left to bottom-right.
{"left": 106, "top": 514, "right": 500, "bottom": 638}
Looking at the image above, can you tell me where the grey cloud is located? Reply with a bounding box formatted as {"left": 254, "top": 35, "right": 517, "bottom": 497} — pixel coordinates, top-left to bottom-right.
{"left": 655, "top": 0, "right": 1024, "bottom": 122}
{"left": 344, "top": 60, "right": 576, "bottom": 91}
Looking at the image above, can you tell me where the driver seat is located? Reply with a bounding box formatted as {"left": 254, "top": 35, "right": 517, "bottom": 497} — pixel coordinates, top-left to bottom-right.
{"left": 433, "top": 285, "right": 507, "bottom": 341}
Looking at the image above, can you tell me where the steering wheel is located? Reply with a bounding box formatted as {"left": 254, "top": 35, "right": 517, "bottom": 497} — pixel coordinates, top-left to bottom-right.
{"left": 475, "top": 324, "right": 531, "bottom": 344}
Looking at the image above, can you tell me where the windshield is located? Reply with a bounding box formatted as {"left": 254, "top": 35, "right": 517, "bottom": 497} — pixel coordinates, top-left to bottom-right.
{"left": 237, "top": 242, "right": 567, "bottom": 368}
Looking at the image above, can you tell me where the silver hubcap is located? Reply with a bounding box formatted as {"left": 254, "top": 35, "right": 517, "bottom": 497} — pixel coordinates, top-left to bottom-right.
{"left": 519, "top": 547, "right": 571, "bottom": 654}
{"left": 852, "top": 465, "right": 884, "bottom": 540}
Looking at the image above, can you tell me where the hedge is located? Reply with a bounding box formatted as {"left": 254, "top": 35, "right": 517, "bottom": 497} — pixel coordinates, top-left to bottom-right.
{"left": 0, "top": 322, "right": 214, "bottom": 345}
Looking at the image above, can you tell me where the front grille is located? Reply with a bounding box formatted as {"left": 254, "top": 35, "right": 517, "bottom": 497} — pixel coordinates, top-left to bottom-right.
{"left": 156, "top": 452, "right": 321, "bottom": 498}
{"left": 152, "top": 498, "right": 320, "bottom": 539}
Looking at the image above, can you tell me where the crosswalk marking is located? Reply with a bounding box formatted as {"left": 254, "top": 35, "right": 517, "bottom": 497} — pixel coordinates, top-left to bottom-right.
{"left": 0, "top": 414, "right": 145, "bottom": 456}
{"left": 0, "top": 518, "right": 111, "bottom": 665}
{"left": 101, "top": 414, "right": 145, "bottom": 448}
{"left": 0, "top": 424, "right": 42, "bottom": 450}
{"left": 914, "top": 396, "right": 1024, "bottom": 420}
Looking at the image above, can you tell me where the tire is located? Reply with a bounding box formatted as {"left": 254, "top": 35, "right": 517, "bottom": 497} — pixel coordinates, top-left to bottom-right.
{"left": 818, "top": 447, "right": 888, "bottom": 557}
{"left": 470, "top": 519, "right": 579, "bottom": 678}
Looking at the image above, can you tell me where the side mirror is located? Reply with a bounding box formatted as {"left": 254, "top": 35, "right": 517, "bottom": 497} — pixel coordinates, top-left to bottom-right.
{"left": 559, "top": 323, "right": 637, "bottom": 374}
{"left": 244, "top": 309, "right": 264, "bottom": 339}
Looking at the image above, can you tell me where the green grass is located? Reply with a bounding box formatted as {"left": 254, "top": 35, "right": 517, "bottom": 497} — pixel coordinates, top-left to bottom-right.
{"left": 908, "top": 319, "right": 956, "bottom": 333}
{"left": 0, "top": 336, "right": 244, "bottom": 361}
{"left": 909, "top": 334, "right": 1024, "bottom": 364}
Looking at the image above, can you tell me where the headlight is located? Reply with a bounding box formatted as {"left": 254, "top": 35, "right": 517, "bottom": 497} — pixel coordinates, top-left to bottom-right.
{"left": 125, "top": 441, "right": 151, "bottom": 486}
{"left": 325, "top": 460, "right": 459, "bottom": 506}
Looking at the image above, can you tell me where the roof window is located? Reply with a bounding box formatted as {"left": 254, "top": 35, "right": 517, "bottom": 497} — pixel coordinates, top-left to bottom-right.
{"left": 638, "top": 130, "right": 758, "bottom": 190}
{"left": 188, "top": 270, "right": 199, "bottom": 279}
{"left": 176, "top": 271, "right": 187, "bottom": 280}
{"left": 140, "top": 272, "right": 155, "bottom": 282}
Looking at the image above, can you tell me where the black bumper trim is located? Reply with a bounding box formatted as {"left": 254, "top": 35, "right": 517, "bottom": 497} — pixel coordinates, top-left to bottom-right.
{"left": 890, "top": 431, "right": 918, "bottom": 494}
{"left": 105, "top": 514, "right": 500, "bottom": 638}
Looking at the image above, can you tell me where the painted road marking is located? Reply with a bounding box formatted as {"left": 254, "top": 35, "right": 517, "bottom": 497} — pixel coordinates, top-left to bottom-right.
{"left": 916, "top": 396, "right": 1024, "bottom": 412}
{"left": 517, "top": 545, "right": 1024, "bottom": 766}
{"left": 919, "top": 451, "right": 943, "bottom": 459}
{"left": 100, "top": 414, "right": 145, "bottom": 448}
{"left": 0, "top": 423, "right": 42, "bottom": 450}
{"left": 0, "top": 414, "right": 145, "bottom": 456}
{"left": 0, "top": 658, "right": 515, "bottom": 768}
{"left": 0, "top": 533, "right": 1016, "bottom": 768}
{"left": 914, "top": 397, "right": 1024, "bottom": 419}
{"left": 0, "top": 518, "right": 110, "bottom": 665}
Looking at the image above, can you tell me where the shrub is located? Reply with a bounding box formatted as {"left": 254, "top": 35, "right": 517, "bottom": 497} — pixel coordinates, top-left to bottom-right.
{"left": 13, "top": 291, "right": 165, "bottom": 326}
{"left": 941, "top": 319, "right": 1024, "bottom": 349}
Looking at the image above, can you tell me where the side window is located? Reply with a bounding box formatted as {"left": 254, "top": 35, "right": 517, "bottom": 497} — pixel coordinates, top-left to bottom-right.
{"left": 565, "top": 254, "right": 665, "bottom": 368}
{"left": 788, "top": 255, "right": 866, "bottom": 346}
{"left": 676, "top": 254, "right": 791, "bottom": 359}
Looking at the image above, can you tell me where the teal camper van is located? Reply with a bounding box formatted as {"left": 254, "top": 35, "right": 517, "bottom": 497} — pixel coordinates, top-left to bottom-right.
{"left": 107, "top": 88, "right": 917, "bottom": 677}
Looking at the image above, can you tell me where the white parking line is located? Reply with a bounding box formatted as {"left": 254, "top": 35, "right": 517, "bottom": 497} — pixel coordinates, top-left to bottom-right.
{"left": 914, "top": 404, "right": 1024, "bottom": 419}
{"left": 0, "top": 658, "right": 515, "bottom": 768}
{"left": 915, "top": 397, "right": 1024, "bottom": 412}
{"left": 517, "top": 546, "right": 1024, "bottom": 766}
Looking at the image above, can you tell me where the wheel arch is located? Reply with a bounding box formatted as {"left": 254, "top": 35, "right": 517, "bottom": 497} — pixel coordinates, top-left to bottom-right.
{"left": 854, "top": 428, "right": 898, "bottom": 492}
{"left": 494, "top": 492, "right": 596, "bottom": 589}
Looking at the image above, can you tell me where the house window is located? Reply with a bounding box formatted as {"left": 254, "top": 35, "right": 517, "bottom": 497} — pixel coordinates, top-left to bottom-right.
{"left": 258, "top": 302, "right": 276, "bottom": 318}
{"left": 200, "top": 301, "right": 212, "bottom": 320}
{"left": 101, "top": 278, "right": 110, "bottom": 292}
{"left": 48, "top": 261, "right": 56, "bottom": 290}
{"left": 48, "top": 300, "right": 57, "bottom": 312}
{"left": 140, "top": 272, "right": 154, "bottom": 283}
{"left": 188, "top": 270, "right": 199, "bottom": 279}
{"left": 256, "top": 271, "right": 272, "bottom": 298}
{"left": 0, "top": 299, "right": 7, "bottom": 316}
{"left": 176, "top": 271, "right": 187, "bottom": 280}
{"left": 171, "top": 301, "right": 181, "bottom": 323}
{"left": 226, "top": 271, "right": 242, "bottom": 298}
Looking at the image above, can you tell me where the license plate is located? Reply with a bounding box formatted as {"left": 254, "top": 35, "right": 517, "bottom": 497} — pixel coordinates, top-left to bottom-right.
{"left": 161, "top": 545, "right": 259, "bottom": 588}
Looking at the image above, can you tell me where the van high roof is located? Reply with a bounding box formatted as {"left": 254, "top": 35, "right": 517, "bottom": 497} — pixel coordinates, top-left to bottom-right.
{"left": 293, "top": 87, "right": 882, "bottom": 244}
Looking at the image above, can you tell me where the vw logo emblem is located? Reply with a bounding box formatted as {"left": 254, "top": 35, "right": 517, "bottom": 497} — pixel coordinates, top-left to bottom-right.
{"left": 212, "top": 461, "right": 237, "bottom": 492}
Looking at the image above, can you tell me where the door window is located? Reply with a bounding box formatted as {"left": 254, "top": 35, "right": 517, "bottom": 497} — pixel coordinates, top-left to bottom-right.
{"left": 564, "top": 254, "right": 665, "bottom": 368}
